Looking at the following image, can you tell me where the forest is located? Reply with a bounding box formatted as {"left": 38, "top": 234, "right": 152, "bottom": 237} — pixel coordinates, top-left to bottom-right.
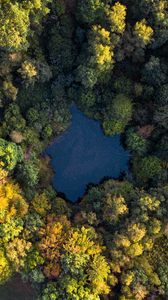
{"left": 0, "top": 0, "right": 167, "bottom": 299}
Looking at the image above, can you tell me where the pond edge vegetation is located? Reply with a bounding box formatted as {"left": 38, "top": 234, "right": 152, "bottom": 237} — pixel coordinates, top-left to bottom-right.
{"left": 0, "top": 0, "right": 167, "bottom": 299}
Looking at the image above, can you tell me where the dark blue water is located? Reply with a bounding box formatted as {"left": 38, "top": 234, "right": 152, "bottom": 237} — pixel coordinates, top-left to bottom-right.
{"left": 46, "top": 105, "right": 130, "bottom": 202}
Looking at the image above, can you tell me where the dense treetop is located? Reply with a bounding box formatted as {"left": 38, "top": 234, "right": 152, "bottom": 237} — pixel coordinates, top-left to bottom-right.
{"left": 0, "top": 0, "right": 167, "bottom": 299}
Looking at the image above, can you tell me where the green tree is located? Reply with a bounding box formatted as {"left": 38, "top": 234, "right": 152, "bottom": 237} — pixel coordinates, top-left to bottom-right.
{"left": 78, "top": 88, "right": 96, "bottom": 109}
{"left": 126, "top": 129, "right": 148, "bottom": 155}
{"left": 154, "top": 105, "right": 168, "bottom": 129}
{"left": 155, "top": 84, "right": 168, "bottom": 105}
{"left": 2, "top": 81, "right": 18, "bottom": 101}
{"left": 0, "top": 2, "right": 30, "bottom": 51}
{"left": 16, "top": 159, "right": 40, "bottom": 188}
{"left": 142, "top": 56, "right": 167, "bottom": 86}
{"left": 0, "top": 138, "right": 23, "bottom": 171}
{"left": 2, "top": 104, "right": 26, "bottom": 135}
{"left": 76, "top": 65, "right": 98, "bottom": 88}
{"left": 40, "top": 282, "right": 59, "bottom": 300}
{"left": 76, "top": 0, "right": 104, "bottom": 24}
{"left": 135, "top": 156, "right": 162, "bottom": 183}
{"left": 103, "top": 94, "right": 133, "bottom": 135}
{"left": 0, "top": 218, "right": 23, "bottom": 243}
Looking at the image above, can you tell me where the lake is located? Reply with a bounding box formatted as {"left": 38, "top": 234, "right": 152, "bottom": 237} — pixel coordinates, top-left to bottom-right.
{"left": 0, "top": 276, "right": 36, "bottom": 300}
{"left": 46, "top": 105, "right": 130, "bottom": 202}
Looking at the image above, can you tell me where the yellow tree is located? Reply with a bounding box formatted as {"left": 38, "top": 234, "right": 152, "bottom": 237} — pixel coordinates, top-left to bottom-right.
{"left": 37, "top": 215, "right": 71, "bottom": 279}
{"left": 0, "top": 161, "right": 8, "bottom": 184}
{"left": 107, "top": 2, "right": 126, "bottom": 34}
{"left": 6, "top": 238, "right": 32, "bottom": 271}
{"left": 64, "top": 226, "right": 102, "bottom": 256}
{"left": 134, "top": 19, "right": 153, "bottom": 45}
{"left": 18, "top": 60, "right": 38, "bottom": 85}
{"left": 103, "top": 194, "right": 128, "bottom": 223}
{"left": 0, "top": 2, "right": 30, "bottom": 50}
{"left": 0, "top": 0, "right": 52, "bottom": 51}
{"left": 88, "top": 254, "right": 110, "bottom": 294}
{"left": 90, "top": 25, "right": 114, "bottom": 72}
{"left": 32, "top": 192, "right": 51, "bottom": 216}
{"left": 0, "top": 181, "right": 28, "bottom": 223}
{"left": 0, "top": 248, "right": 11, "bottom": 284}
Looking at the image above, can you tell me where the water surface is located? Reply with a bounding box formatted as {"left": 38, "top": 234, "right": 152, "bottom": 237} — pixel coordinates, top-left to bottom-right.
{"left": 46, "top": 105, "right": 130, "bottom": 202}
{"left": 0, "top": 276, "right": 36, "bottom": 300}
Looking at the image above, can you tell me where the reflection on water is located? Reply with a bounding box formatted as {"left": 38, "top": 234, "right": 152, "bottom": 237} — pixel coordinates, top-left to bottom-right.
{"left": 46, "top": 105, "right": 130, "bottom": 202}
